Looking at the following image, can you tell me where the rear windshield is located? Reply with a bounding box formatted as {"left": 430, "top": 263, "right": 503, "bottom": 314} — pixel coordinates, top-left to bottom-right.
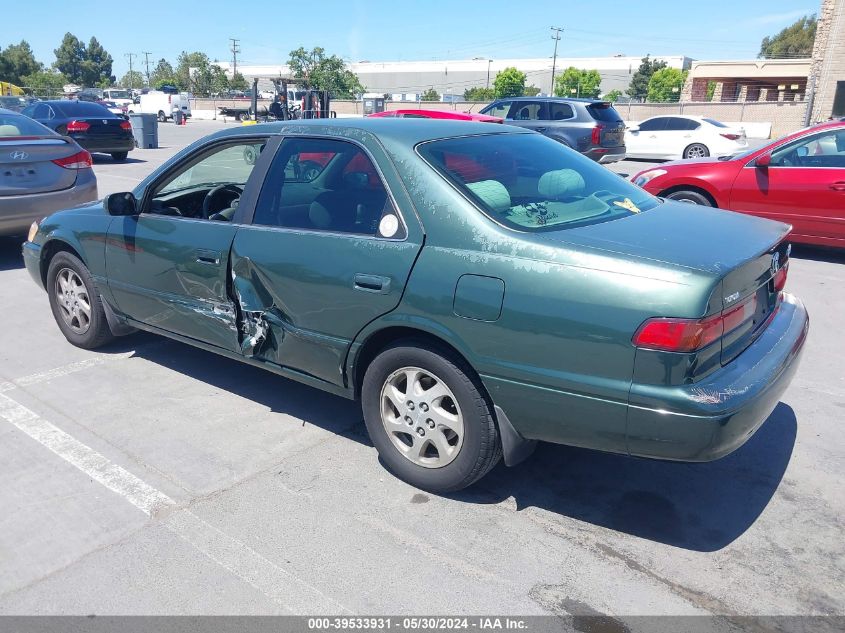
{"left": 703, "top": 118, "right": 728, "bottom": 128}
{"left": 418, "top": 133, "right": 658, "bottom": 232}
{"left": 586, "top": 103, "right": 623, "bottom": 123}
{"left": 0, "top": 113, "right": 56, "bottom": 137}
{"left": 55, "top": 101, "right": 115, "bottom": 117}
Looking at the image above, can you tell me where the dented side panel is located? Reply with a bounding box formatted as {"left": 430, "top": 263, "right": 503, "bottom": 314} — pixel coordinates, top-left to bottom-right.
{"left": 229, "top": 229, "right": 422, "bottom": 386}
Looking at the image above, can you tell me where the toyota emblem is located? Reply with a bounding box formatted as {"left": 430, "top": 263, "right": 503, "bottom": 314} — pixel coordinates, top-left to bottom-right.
{"left": 10, "top": 151, "right": 28, "bottom": 160}
{"left": 771, "top": 251, "right": 780, "bottom": 275}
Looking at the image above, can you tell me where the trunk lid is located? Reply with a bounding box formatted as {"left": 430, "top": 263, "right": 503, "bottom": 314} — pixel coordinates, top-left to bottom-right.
{"left": 75, "top": 117, "right": 129, "bottom": 136}
{"left": 0, "top": 137, "right": 78, "bottom": 196}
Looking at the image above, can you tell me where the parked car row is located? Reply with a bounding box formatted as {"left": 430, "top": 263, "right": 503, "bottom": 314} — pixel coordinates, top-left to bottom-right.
{"left": 20, "top": 117, "right": 808, "bottom": 493}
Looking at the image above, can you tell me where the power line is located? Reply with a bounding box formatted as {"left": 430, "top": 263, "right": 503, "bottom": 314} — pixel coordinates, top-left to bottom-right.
{"left": 142, "top": 52, "right": 152, "bottom": 86}
{"left": 550, "top": 27, "right": 563, "bottom": 95}
{"left": 230, "top": 38, "right": 241, "bottom": 78}
{"left": 124, "top": 53, "right": 137, "bottom": 90}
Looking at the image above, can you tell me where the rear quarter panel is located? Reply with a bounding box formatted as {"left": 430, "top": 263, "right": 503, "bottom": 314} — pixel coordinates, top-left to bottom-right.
{"left": 645, "top": 161, "right": 742, "bottom": 207}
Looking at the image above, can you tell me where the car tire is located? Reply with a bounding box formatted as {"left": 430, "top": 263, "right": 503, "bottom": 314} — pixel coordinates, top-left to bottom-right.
{"left": 665, "top": 190, "right": 713, "bottom": 206}
{"left": 111, "top": 152, "right": 128, "bottom": 161}
{"left": 157, "top": 110, "right": 167, "bottom": 123}
{"left": 362, "top": 341, "right": 502, "bottom": 493}
{"left": 47, "top": 251, "right": 114, "bottom": 350}
{"left": 683, "top": 143, "right": 710, "bottom": 159}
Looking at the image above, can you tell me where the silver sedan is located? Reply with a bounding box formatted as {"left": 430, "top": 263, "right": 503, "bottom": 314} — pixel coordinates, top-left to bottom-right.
{"left": 0, "top": 108, "right": 97, "bottom": 237}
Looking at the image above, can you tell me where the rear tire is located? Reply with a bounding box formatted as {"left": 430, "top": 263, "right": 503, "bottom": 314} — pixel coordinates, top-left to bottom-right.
{"left": 47, "top": 251, "right": 114, "bottom": 349}
{"left": 362, "top": 341, "right": 501, "bottom": 493}
{"left": 683, "top": 143, "right": 710, "bottom": 159}
{"left": 157, "top": 110, "right": 167, "bottom": 123}
{"left": 111, "top": 152, "right": 128, "bottom": 161}
{"left": 665, "top": 189, "right": 713, "bottom": 206}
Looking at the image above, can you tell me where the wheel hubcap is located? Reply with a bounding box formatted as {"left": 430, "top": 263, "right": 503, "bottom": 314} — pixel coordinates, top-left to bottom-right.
{"left": 55, "top": 268, "right": 92, "bottom": 335}
{"left": 380, "top": 366, "right": 464, "bottom": 468}
{"left": 688, "top": 146, "right": 706, "bottom": 158}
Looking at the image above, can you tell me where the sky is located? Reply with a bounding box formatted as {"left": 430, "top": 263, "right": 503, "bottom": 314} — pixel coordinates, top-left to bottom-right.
{"left": 3, "top": 0, "right": 820, "bottom": 80}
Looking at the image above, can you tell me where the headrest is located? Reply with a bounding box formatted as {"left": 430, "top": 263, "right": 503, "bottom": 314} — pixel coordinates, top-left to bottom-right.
{"left": 466, "top": 180, "right": 511, "bottom": 212}
{"left": 0, "top": 124, "right": 21, "bottom": 136}
{"left": 309, "top": 200, "right": 333, "bottom": 229}
{"left": 538, "top": 169, "right": 586, "bottom": 198}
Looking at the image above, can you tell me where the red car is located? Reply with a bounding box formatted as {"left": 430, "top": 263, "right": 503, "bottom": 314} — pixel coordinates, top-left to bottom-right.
{"left": 631, "top": 121, "right": 845, "bottom": 249}
{"left": 367, "top": 109, "right": 503, "bottom": 123}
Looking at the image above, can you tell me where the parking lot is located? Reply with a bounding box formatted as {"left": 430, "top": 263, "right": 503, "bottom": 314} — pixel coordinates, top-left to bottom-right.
{"left": 1, "top": 119, "right": 843, "bottom": 622}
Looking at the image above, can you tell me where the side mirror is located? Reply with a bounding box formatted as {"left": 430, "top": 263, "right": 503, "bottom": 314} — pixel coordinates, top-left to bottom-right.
{"left": 755, "top": 152, "right": 772, "bottom": 169}
{"left": 628, "top": 125, "right": 639, "bottom": 133}
{"left": 105, "top": 192, "right": 138, "bottom": 216}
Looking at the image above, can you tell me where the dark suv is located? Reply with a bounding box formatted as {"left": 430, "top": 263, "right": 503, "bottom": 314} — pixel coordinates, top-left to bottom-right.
{"left": 479, "top": 97, "right": 626, "bottom": 163}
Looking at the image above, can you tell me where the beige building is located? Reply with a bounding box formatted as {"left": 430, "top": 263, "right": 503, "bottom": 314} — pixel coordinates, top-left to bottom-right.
{"left": 681, "top": 58, "right": 812, "bottom": 103}
{"left": 809, "top": 0, "right": 845, "bottom": 120}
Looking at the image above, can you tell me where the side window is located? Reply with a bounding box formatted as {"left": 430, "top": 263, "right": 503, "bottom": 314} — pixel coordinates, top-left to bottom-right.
{"left": 508, "top": 102, "right": 543, "bottom": 121}
{"left": 32, "top": 103, "right": 50, "bottom": 119}
{"left": 638, "top": 118, "right": 668, "bottom": 132}
{"left": 771, "top": 130, "right": 845, "bottom": 168}
{"left": 482, "top": 101, "right": 511, "bottom": 119}
{"left": 548, "top": 102, "right": 574, "bottom": 121}
{"left": 683, "top": 119, "right": 702, "bottom": 131}
{"left": 663, "top": 118, "right": 687, "bottom": 131}
{"left": 147, "top": 140, "right": 267, "bottom": 220}
{"left": 253, "top": 138, "right": 405, "bottom": 238}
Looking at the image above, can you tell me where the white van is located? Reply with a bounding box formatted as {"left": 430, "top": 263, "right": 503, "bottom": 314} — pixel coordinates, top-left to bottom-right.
{"left": 130, "top": 91, "right": 191, "bottom": 122}
{"left": 102, "top": 89, "right": 133, "bottom": 108}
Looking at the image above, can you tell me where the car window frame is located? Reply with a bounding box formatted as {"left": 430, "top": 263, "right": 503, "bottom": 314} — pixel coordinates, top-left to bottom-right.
{"left": 547, "top": 102, "right": 576, "bottom": 122}
{"left": 767, "top": 128, "right": 845, "bottom": 169}
{"left": 244, "top": 134, "right": 410, "bottom": 242}
{"left": 137, "top": 134, "right": 280, "bottom": 225}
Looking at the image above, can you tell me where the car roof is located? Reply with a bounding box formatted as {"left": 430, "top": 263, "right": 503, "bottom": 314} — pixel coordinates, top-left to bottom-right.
{"left": 210, "top": 117, "right": 532, "bottom": 146}
{"left": 492, "top": 96, "right": 605, "bottom": 103}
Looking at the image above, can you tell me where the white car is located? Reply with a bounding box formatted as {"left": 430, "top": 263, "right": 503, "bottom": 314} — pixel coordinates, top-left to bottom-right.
{"left": 624, "top": 115, "right": 747, "bottom": 160}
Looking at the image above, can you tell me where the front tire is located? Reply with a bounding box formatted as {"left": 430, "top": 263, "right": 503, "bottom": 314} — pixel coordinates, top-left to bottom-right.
{"left": 683, "top": 143, "right": 710, "bottom": 159}
{"left": 47, "top": 251, "right": 114, "bottom": 349}
{"left": 111, "top": 152, "right": 128, "bottom": 161}
{"left": 664, "top": 189, "right": 713, "bottom": 206}
{"left": 157, "top": 110, "right": 167, "bottom": 123}
{"left": 362, "top": 342, "right": 501, "bottom": 493}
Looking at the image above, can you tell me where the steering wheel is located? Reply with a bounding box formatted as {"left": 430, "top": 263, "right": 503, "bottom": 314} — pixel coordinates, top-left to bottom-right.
{"left": 202, "top": 184, "right": 243, "bottom": 218}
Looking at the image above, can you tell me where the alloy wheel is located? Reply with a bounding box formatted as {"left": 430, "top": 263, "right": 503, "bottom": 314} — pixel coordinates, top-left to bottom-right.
{"left": 55, "top": 268, "right": 92, "bottom": 335}
{"left": 380, "top": 366, "right": 464, "bottom": 468}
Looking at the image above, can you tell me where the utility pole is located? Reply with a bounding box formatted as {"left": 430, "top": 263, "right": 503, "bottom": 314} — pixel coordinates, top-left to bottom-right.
{"left": 230, "top": 38, "right": 241, "bottom": 79}
{"left": 550, "top": 27, "right": 563, "bottom": 96}
{"left": 142, "top": 51, "right": 152, "bottom": 87}
{"left": 124, "top": 53, "right": 137, "bottom": 91}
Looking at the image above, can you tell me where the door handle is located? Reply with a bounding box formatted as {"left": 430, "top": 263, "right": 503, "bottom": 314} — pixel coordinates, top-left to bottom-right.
{"left": 830, "top": 182, "right": 845, "bottom": 192}
{"left": 535, "top": 127, "right": 547, "bottom": 132}
{"left": 354, "top": 273, "right": 391, "bottom": 294}
{"left": 195, "top": 249, "right": 221, "bottom": 265}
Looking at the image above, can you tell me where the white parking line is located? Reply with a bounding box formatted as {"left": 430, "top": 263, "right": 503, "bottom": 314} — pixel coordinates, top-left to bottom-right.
{"left": 0, "top": 390, "right": 350, "bottom": 614}
{"left": 0, "top": 358, "right": 106, "bottom": 393}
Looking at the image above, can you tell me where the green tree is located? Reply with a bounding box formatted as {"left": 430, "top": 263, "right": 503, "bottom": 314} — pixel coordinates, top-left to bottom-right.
{"left": 493, "top": 67, "right": 526, "bottom": 98}
{"left": 120, "top": 70, "right": 145, "bottom": 90}
{"left": 647, "top": 67, "right": 687, "bottom": 102}
{"left": 80, "top": 37, "right": 113, "bottom": 87}
{"left": 421, "top": 87, "right": 440, "bottom": 101}
{"left": 175, "top": 51, "right": 209, "bottom": 91}
{"left": 53, "top": 33, "right": 86, "bottom": 84}
{"left": 554, "top": 67, "right": 601, "bottom": 98}
{"left": 759, "top": 15, "right": 816, "bottom": 58}
{"left": 287, "top": 47, "right": 363, "bottom": 98}
{"left": 229, "top": 71, "right": 248, "bottom": 91}
{"left": 21, "top": 69, "right": 66, "bottom": 96}
{"left": 627, "top": 55, "right": 667, "bottom": 100}
{"left": 523, "top": 85, "right": 542, "bottom": 97}
{"left": 463, "top": 86, "right": 495, "bottom": 101}
{"left": 604, "top": 89, "right": 623, "bottom": 102}
{"left": 0, "top": 41, "right": 42, "bottom": 86}
{"left": 150, "top": 58, "right": 177, "bottom": 88}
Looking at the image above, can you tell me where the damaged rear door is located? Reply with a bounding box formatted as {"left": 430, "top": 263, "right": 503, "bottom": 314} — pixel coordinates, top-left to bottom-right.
{"left": 230, "top": 134, "right": 423, "bottom": 387}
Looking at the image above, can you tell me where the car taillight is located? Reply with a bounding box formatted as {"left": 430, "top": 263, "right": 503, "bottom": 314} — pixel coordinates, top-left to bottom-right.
{"left": 633, "top": 293, "right": 758, "bottom": 353}
{"left": 168, "top": 95, "right": 172, "bottom": 103}
{"left": 66, "top": 120, "right": 90, "bottom": 133}
{"left": 120, "top": 120, "right": 132, "bottom": 130}
{"left": 591, "top": 124, "right": 604, "bottom": 145}
{"left": 51, "top": 150, "right": 93, "bottom": 169}
{"left": 720, "top": 133, "right": 741, "bottom": 140}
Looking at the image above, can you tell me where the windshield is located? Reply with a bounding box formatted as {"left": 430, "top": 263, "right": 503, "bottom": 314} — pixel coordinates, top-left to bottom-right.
{"left": 418, "top": 133, "right": 659, "bottom": 232}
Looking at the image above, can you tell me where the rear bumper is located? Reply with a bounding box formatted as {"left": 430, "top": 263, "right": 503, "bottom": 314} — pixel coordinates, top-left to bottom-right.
{"left": 0, "top": 173, "right": 97, "bottom": 237}
{"left": 584, "top": 147, "right": 626, "bottom": 163}
{"left": 70, "top": 134, "right": 135, "bottom": 154}
{"left": 626, "top": 292, "right": 809, "bottom": 461}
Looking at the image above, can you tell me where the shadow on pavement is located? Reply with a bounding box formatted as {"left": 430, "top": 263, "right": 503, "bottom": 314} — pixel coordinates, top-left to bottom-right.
{"left": 92, "top": 154, "right": 147, "bottom": 165}
{"left": 453, "top": 403, "right": 797, "bottom": 552}
{"left": 0, "top": 237, "right": 24, "bottom": 271}
{"left": 791, "top": 244, "right": 845, "bottom": 265}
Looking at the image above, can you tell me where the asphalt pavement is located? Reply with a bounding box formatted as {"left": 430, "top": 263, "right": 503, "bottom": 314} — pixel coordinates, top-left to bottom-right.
{"left": 0, "top": 119, "right": 842, "bottom": 622}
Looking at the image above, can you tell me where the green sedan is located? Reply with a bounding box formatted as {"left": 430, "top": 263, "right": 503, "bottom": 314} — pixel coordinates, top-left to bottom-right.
{"left": 22, "top": 119, "right": 809, "bottom": 493}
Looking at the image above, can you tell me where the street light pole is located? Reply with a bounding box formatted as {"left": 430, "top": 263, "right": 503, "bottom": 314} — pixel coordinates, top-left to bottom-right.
{"left": 550, "top": 27, "right": 563, "bottom": 96}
